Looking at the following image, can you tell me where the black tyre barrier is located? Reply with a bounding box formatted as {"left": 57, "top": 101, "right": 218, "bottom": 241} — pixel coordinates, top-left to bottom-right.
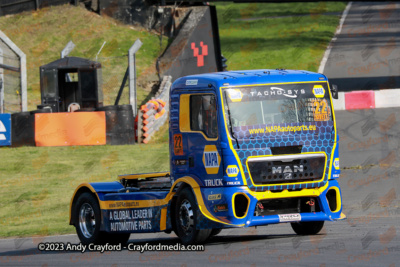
{"left": 96, "top": 105, "right": 135, "bottom": 145}
{"left": 11, "top": 112, "right": 35, "bottom": 147}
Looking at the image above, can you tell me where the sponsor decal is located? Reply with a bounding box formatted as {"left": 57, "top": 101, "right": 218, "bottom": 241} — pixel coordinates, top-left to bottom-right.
{"left": 208, "top": 194, "right": 222, "bottom": 201}
{"left": 174, "top": 159, "right": 187, "bottom": 166}
{"left": 227, "top": 89, "right": 243, "bottom": 102}
{"left": 227, "top": 181, "right": 241, "bottom": 185}
{"left": 185, "top": 79, "right": 198, "bottom": 86}
{"left": 214, "top": 204, "right": 228, "bottom": 212}
{"left": 250, "top": 87, "right": 306, "bottom": 98}
{"left": 226, "top": 165, "right": 239, "bottom": 177}
{"left": 204, "top": 179, "right": 223, "bottom": 187}
{"left": 202, "top": 145, "right": 221, "bottom": 174}
{"left": 334, "top": 158, "right": 340, "bottom": 170}
{"left": 249, "top": 124, "right": 317, "bottom": 135}
{"left": 109, "top": 208, "right": 153, "bottom": 231}
{"left": 313, "top": 99, "right": 330, "bottom": 121}
{"left": 278, "top": 213, "right": 301, "bottom": 222}
{"left": 312, "top": 85, "right": 325, "bottom": 98}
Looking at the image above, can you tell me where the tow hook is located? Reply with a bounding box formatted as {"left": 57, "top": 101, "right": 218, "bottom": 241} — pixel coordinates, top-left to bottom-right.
{"left": 306, "top": 199, "right": 315, "bottom": 206}
{"left": 306, "top": 198, "right": 316, "bottom": 212}
{"left": 255, "top": 202, "right": 264, "bottom": 216}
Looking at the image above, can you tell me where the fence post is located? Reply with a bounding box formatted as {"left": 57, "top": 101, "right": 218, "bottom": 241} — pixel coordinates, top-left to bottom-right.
{"left": 0, "top": 47, "right": 3, "bottom": 113}
{"left": 61, "top": 41, "right": 75, "bottom": 58}
{"left": 128, "top": 39, "right": 143, "bottom": 118}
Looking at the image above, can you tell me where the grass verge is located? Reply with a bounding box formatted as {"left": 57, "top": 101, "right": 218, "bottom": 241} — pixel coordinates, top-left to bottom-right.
{"left": 0, "top": 144, "right": 169, "bottom": 237}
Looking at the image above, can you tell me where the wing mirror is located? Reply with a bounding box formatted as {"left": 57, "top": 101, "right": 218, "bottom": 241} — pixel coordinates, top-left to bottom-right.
{"left": 331, "top": 84, "right": 338, "bottom": 99}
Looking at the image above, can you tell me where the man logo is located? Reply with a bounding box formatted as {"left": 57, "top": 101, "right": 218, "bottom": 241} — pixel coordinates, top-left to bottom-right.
{"left": 313, "top": 85, "right": 325, "bottom": 98}
{"left": 202, "top": 145, "right": 221, "bottom": 174}
{"left": 284, "top": 173, "right": 292, "bottom": 179}
{"left": 272, "top": 165, "right": 304, "bottom": 174}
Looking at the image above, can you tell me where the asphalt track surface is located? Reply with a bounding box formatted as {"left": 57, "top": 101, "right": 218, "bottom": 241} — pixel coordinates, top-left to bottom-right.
{"left": 322, "top": 2, "right": 400, "bottom": 91}
{"left": 0, "top": 107, "right": 399, "bottom": 266}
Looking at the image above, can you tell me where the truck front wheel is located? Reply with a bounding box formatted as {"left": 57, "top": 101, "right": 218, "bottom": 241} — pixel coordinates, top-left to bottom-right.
{"left": 291, "top": 221, "right": 324, "bottom": 235}
{"left": 175, "top": 188, "right": 211, "bottom": 245}
{"left": 74, "top": 192, "right": 130, "bottom": 245}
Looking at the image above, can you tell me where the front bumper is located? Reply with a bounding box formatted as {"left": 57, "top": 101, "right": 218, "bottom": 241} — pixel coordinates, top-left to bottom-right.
{"left": 199, "top": 179, "right": 345, "bottom": 228}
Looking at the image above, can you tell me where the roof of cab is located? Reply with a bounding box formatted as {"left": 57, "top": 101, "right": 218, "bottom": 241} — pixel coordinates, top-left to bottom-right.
{"left": 172, "top": 69, "right": 327, "bottom": 90}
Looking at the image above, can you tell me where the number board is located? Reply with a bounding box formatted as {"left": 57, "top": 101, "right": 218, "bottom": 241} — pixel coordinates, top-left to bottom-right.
{"left": 173, "top": 134, "right": 184, "bottom": 155}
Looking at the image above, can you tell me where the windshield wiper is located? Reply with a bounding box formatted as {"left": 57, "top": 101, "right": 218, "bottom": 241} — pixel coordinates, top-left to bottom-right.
{"left": 224, "top": 91, "right": 240, "bottom": 149}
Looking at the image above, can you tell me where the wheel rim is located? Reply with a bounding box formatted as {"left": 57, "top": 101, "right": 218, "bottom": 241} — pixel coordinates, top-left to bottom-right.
{"left": 179, "top": 199, "right": 194, "bottom": 235}
{"left": 79, "top": 203, "right": 96, "bottom": 239}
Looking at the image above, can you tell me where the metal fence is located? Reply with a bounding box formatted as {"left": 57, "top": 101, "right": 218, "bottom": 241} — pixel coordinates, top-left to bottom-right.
{"left": 94, "top": 54, "right": 130, "bottom": 106}
{"left": 0, "top": 31, "right": 27, "bottom": 113}
{"left": 0, "top": 0, "right": 73, "bottom": 16}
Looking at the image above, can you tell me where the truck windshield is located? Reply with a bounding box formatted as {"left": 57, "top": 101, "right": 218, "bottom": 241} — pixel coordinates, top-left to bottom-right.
{"left": 222, "top": 82, "right": 333, "bottom": 138}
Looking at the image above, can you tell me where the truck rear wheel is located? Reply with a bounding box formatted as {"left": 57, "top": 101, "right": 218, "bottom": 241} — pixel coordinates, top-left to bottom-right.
{"left": 175, "top": 188, "right": 211, "bottom": 245}
{"left": 74, "top": 192, "right": 130, "bottom": 245}
{"left": 291, "top": 221, "right": 324, "bottom": 235}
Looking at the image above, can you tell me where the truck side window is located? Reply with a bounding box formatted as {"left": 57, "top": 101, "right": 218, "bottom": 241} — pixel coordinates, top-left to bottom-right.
{"left": 190, "top": 94, "right": 217, "bottom": 138}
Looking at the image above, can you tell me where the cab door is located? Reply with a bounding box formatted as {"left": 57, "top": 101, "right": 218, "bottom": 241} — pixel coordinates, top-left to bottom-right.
{"left": 172, "top": 91, "right": 223, "bottom": 186}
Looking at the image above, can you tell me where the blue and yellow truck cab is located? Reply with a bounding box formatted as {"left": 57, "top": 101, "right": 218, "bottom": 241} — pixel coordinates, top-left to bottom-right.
{"left": 70, "top": 69, "right": 346, "bottom": 245}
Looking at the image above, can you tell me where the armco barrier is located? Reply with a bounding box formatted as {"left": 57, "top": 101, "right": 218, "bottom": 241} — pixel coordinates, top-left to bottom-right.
{"left": 0, "top": 113, "right": 11, "bottom": 146}
{"left": 138, "top": 76, "right": 172, "bottom": 143}
{"left": 35, "top": 112, "right": 106, "bottom": 147}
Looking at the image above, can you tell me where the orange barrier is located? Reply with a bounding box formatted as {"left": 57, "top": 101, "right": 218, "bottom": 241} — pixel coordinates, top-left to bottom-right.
{"left": 35, "top": 112, "right": 106, "bottom": 146}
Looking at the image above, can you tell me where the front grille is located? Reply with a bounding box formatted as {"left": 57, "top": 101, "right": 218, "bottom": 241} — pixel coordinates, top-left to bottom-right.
{"left": 254, "top": 197, "right": 321, "bottom": 216}
{"left": 248, "top": 153, "right": 325, "bottom": 185}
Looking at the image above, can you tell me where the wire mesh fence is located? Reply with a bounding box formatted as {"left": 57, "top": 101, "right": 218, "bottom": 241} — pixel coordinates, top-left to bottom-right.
{"left": 0, "top": 38, "right": 22, "bottom": 113}
{"left": 93, "top": 54, "right": 129, "bottom": 106}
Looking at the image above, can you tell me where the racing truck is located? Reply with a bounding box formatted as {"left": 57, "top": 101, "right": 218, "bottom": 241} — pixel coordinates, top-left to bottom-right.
{"left": 70, "top": 69, "right": 345, "bottom": 245}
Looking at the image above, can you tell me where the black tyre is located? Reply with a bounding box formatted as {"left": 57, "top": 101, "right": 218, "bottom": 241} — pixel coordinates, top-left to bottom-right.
{"left": 210, "top": 229, "right": 222, "bottom": 237}
{"left": 74, "top": 193, "right": 130, "bottom": 245}
{"left": 291, "top": 221, "right": 324, "bottom": 235}
{"left": 174, "top": 188, "right": 211, "bottom": 245}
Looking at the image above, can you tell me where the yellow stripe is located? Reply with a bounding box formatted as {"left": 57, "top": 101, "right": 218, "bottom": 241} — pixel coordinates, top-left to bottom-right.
{"left": 220, "top": 81, "right": 328, "bottom": 89}
{"left": 118, "top": 172, "right": 170, "bottom": 180}
{"left": 327, "top": 186, "right": 342, "bottom": 213}
{"left": 69, "top": 183, "right": 101, "bottom": 224}
{"left": 219, "top": 87, "right": 248, "bottom": 185}
{"left": 219, "top": 81, "right": 336, "bottom": 193}
{"left": 172, "top": 177, "right": 244, "bottom": 226}
{"left": 99, "top": 197, "right": 174, "bottom": 210}
{"left": 246, "top": 182, "right": 329, "bottom": 200}
{"left": 231, "top": 193, "right": 250, "bottom": 219}
{"left": 160, "top": 207, "right": 168, "bottom": 231}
